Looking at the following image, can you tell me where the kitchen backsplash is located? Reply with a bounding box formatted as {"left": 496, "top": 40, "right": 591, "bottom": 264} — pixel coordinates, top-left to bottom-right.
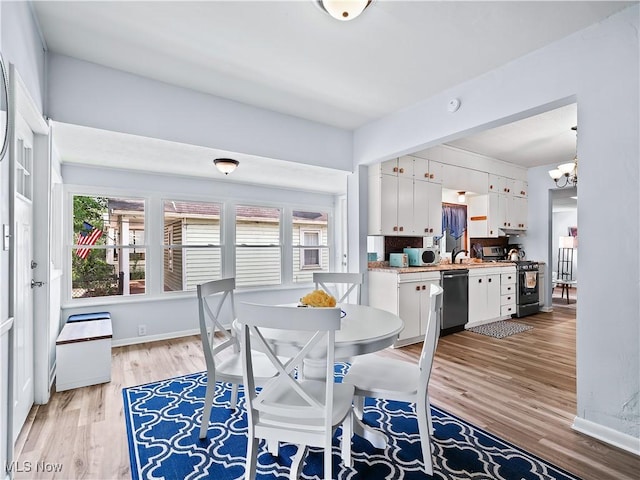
{"left": 470, "top": 237, "right": 510, "bottom": 258}
{"left": 384, "top": 236, "right": 423, "bottom": 261}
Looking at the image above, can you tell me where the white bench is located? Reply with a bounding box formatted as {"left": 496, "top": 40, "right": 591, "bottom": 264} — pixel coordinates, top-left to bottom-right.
{"left": 56, "top": 318, "right": 112, "bottom": 391}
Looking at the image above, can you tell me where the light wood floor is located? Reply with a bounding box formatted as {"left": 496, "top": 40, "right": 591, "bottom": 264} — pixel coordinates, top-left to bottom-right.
{"left": 15, "top": 306, "right": 639, "bottom": 479}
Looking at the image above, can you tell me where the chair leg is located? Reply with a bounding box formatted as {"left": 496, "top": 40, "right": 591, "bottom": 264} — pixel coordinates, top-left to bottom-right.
{"left": 229, "top": 383, "right": 239, "bottom": 409}
{"left": 416, "top": 393, "right": 434, "bottom": 476}
{"left": 268, "top": 439, "right": 279, "bottom": 456}
{"left": 290, "top": 445, "right": 308, "bottom": 480}
{"left": 245, "top": 436, "right": 259, "bottom": 480}
{"left": 199, "top": 378, "right": 216, "bottom": 439}
{"left": 426, "top": 393, "right": 434, "bottom": 435}
{"left": 341, "top": 412, "right": 353, "bottom": 468}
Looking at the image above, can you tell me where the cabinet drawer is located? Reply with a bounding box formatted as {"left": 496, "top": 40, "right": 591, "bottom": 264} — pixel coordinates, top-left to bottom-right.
{"left": 501, "top": 283, "right": 515, "bottom": 295}
{"left": 501, "top": 304, "right": 516, "bottom": 317}
{"left": 501, "top": 272, "right": 516, "bottom": 284}
{"left": 501, "top": 294, "right": 516, "bottom": 306}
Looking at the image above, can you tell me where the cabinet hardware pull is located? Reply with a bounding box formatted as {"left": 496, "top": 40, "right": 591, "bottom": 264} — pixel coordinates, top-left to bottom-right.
{"left": 422, "top": 285, "right": 426, "bottom": 290}
{"left": 424, "top": 173, "right": 429, "bottom": 178}
{"left": 488, "top": 278, "right": 492, "bottom": 282}
{"left": 478, "top": 279, "right": 482, "bottom": 283}
{"left": 393, "top": 166, "right": 398, "bottom": 172}
{"left": 430, "top": 174, "right": 434, "bottom": 179}
{"left": 399, "top": 168, "right": 404, "bottom": 173}
{"left": 416, "top": 286, "right": 420, "bottom": 291}
{"left": 399, "top": 226, "right": 404, "bottom": 231}
{"left": 393, "top": 226, "right": 398, "bottom": 231}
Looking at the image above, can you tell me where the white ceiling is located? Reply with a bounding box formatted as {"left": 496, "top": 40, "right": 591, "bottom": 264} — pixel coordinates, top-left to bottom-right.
{"left": 32, "top": 1, "right": 630, "bottom": 193}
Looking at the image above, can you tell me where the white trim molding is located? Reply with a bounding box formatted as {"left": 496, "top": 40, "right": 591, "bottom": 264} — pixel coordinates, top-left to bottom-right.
{"left": 110, "top": 328, "right": 199, "bottom": 348}
{"left": 0, "top": 318, "right": 14, "bottom": 337}
{"left": 572, "top": 416, "right": 640, "bottom": 456}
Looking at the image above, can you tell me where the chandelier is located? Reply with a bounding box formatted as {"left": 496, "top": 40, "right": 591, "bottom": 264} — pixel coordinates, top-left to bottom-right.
{"left": 548, "top": 126, "right": 577, "bottom": 188}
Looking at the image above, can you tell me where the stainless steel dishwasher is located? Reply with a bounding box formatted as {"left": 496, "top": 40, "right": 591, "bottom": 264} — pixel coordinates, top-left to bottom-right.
{"left": 440, "top": 269, "right": 469, "bottom": 336}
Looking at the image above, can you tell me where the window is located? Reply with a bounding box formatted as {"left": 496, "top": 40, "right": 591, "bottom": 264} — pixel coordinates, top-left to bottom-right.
{"left": 71, "top": 195, "right": 146, "bottom": 298}
{"left": 236, "top": 205, "right": 281, "bottom": 288}
{"left": 293, "top": 210, "right": 329, "bottom": 283}
{"left": 163, "top": 200, "right": 222, "bottom": 292}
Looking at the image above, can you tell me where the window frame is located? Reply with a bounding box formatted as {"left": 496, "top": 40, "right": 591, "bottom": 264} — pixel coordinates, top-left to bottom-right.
{"left": 63, "top": 186, "right": 336, "bottom": 306}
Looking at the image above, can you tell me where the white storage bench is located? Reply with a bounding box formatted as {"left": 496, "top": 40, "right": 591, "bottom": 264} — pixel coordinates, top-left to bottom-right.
{"left": 56, "top": 315, "right": 113, "bottom": 391}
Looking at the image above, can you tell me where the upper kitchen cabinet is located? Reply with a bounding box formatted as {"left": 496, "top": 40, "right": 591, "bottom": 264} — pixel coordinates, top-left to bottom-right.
{"left": 412, "top": 157, "right": 443, "bottom": 184}
{"left": 369, "top": 158, "right": 443, "bottom": 236}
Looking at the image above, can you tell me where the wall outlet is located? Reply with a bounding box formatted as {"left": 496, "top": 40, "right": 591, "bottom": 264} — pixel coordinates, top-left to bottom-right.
{"left": 138, "top": 324, "right": 147, "bottom": 336}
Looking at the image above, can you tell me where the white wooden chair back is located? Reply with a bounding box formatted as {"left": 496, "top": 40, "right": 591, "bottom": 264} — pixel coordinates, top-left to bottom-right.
{"left": 239, "top": 303, "right": 341, "bottom": 429}
{"left": 239, "top": 302, "right": 353, "bottom": 479}
{"left": 418, "top": 284, "right": 444, "bottom": 389}
{"left": 313, "top": 272, "right": 364, "bottom": 304}
{"left": 197, "top": 278, "right": 238, "bottom": 376}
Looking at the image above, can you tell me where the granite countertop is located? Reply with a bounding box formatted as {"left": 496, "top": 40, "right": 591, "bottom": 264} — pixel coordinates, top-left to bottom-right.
{"left": 368, "top": 260, "right": 517, "bottom": 273}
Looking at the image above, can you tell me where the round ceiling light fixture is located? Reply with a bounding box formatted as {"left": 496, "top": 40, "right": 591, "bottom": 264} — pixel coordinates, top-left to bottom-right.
{"left": 213, "top": 158, "right": 239, "bottom": 175}
{"left": 317, "top": 0, "right": 372, "bottom": 21}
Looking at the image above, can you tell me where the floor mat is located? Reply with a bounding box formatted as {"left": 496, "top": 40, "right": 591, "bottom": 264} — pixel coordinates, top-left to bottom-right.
{"left": 468, "top": 320, "right": 533, "bottom": 338}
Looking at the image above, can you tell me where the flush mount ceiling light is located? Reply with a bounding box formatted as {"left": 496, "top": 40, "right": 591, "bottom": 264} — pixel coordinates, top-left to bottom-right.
{"left": 316, "top": 0, "right": 372, "bottom": 21}
{"left": 549, "top": 126, "right": 578, "bottom": 188}
{"left": 213, "top": 158, "right": 239, "bottom": 175}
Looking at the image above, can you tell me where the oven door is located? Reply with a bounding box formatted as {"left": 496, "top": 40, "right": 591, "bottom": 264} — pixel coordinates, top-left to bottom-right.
{"left": 518, "top": 270, "right": 539, "bottom": 304}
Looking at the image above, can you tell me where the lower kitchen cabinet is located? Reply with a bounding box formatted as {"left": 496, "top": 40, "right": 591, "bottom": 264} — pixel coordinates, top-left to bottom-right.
{"left": 368, "top": 270, "right": 441, "bottom": 347}
{"left": 467, "top": 266, "right": 516, "bottom": 327}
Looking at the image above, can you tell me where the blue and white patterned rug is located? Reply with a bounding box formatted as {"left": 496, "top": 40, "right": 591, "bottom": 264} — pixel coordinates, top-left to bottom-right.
{"left": 123, "top": 364, "right": 581, "bottom": 480}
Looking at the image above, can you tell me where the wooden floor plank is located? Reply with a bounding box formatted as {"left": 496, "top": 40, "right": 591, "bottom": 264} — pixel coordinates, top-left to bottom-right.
{"left": 14, "top": 308, "right": 640, "bottom": 479}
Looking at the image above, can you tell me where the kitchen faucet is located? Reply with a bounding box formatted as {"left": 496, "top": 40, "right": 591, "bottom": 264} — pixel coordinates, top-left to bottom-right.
{"left": 452, "top": 248, "right": 469, "bottom": 264}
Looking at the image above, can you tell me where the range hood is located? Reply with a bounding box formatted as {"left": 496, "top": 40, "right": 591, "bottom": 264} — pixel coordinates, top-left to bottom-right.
{"left": 500, "top": 228, "right": 527, "bottom": 237}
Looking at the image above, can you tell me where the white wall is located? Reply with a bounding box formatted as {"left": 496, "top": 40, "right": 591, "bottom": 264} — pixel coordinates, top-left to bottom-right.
{"left": 353, "top": 5, "right": 640, "bottom": 449}
{"left": 47, "top": 54, "right": 353, "bottom": 173}
{"left": 552, "top": 210, "right": 578, "bottom": 281}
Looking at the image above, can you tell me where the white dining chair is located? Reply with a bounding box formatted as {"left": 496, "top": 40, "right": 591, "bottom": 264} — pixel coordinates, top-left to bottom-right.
{"left": 342, "top": 283, "right": 443, "bottom": 475}
{"left": 196, "top": 278, "right": 280, "bottom": 440}
{"left": 313, "top": 272, "right": 364, "bottom": 304}
{"left": 239, "top": 302, "right": 355, "bottom": 480}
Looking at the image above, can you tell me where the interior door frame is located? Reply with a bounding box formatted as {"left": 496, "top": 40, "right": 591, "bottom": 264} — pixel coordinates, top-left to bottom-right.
{"left": 5, "top": 63, "right": 50, "bottom": 475}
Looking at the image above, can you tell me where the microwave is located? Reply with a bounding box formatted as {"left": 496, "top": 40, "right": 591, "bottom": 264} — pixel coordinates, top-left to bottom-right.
{"left": 403, "top": 247, "right": 440, "bottom": 266}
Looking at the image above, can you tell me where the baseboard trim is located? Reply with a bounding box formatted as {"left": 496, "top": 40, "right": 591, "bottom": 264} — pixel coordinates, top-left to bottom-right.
{"left": 572, "top": 416, "right": 640, "bottom": 456}
{"left": 540, "top": 306, "right": 553, "bottom": 312}
{"left": 111, "top": 329, "right": 199, "bottom": 348}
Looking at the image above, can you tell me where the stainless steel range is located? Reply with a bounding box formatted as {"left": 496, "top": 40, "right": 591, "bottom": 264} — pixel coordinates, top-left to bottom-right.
{"left": 481, "top": 247, "right": 540, "bottom": 318}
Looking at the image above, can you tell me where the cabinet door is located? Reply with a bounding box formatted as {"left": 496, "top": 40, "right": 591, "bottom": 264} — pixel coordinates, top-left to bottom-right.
{"left": 420, "top": 280, "right": 441, "bottom": 335}
{"left": 397, "top": 176, "right": 413, "bottom": 234}
{"left": 413, "top": 157, "right": 429, "bottom": 181}
{"left": 397, "top": 155, "right": 413, "bottom": 176}
{"left": 488, "top": 174, "right": 506, "bottom": 194}
{"left": 510, "top": 195, "right": 527, "bottom": 229}
{"left": 427, "top": 160, "right": 443, "bottom": 184}
{"left": 487, "top": 193, "right": 503, "bottom": 237}
{"left": 398, "top": 283, "right": 422, "bottom": 341}
{"left": 512, "top": 179, "right": 528, "bottom": 198}
{"left": 486, "top": 274, "right": 501, "bottom": 319}
{"left": 413, "top": 179, "right": 430, "bottom": 236}
{"left": 380, "top": 174, "right": 399, "bottom": 235}
{"left": 468, "top": 275, "right": 487, "bottom": 324}
{"left": 427, "top": 182, "right": 443, "bottom": 237}
{"left": 381, "top": 158, "right": 399, "bottom": 176}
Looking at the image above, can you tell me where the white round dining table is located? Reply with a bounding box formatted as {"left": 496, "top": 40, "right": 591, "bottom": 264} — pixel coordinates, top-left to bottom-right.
{"left": 234, "top": 302, "right": 404, "bottom": 361}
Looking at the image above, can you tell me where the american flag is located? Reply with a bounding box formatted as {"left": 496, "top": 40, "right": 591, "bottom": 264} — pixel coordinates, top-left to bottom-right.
{"left": 76, "top": 221, "right": 103, "bottom": 259}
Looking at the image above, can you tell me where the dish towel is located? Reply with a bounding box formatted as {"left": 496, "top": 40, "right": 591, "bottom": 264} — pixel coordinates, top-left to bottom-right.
{"left": 525, "top": 271, "right": 537, "bottom": 289}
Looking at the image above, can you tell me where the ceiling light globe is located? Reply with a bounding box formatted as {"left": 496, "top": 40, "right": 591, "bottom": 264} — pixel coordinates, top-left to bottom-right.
{"left": 558, "top": 162, "right": 576, "bottom": 175}
{"left": 213, "top": 158, "right": 239, "bottom": 175}
{"left": 321, "top": 0, "right": 369, "bottom": 21}
{"left": 548, "top": 169, "right": 562, "bottom": 180}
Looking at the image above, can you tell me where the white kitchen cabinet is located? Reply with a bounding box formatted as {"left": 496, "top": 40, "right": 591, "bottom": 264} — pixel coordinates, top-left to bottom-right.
{"left": 369, "top": 160, "right": 443, "bottom": 236}
{"left": 500, "top": 270, "right": 517, "bottom": 317}
{"left": 441, "top": 163, "right": 489, "bottom": 194}
{"left": 412, "top": 156, "right": 443, "bottom": 183}
{"left": 380, "top": 157, "right": 412, "bottom": 176}
{"left": 414, "top": 178, "right": 443, "bottom": 236}
{"left": 468, "top": 189, "right": 527, "bottom": 236}
{"left": 368, "top": 271, "right": 441, "bottom": 347}
{"left": 468, "top": 269, "right": 501, "bottom": 325}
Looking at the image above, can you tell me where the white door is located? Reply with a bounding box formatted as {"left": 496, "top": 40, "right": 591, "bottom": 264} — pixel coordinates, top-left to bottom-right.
{"left": 13, "top": 114, "right": 35, "bottom": 438}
